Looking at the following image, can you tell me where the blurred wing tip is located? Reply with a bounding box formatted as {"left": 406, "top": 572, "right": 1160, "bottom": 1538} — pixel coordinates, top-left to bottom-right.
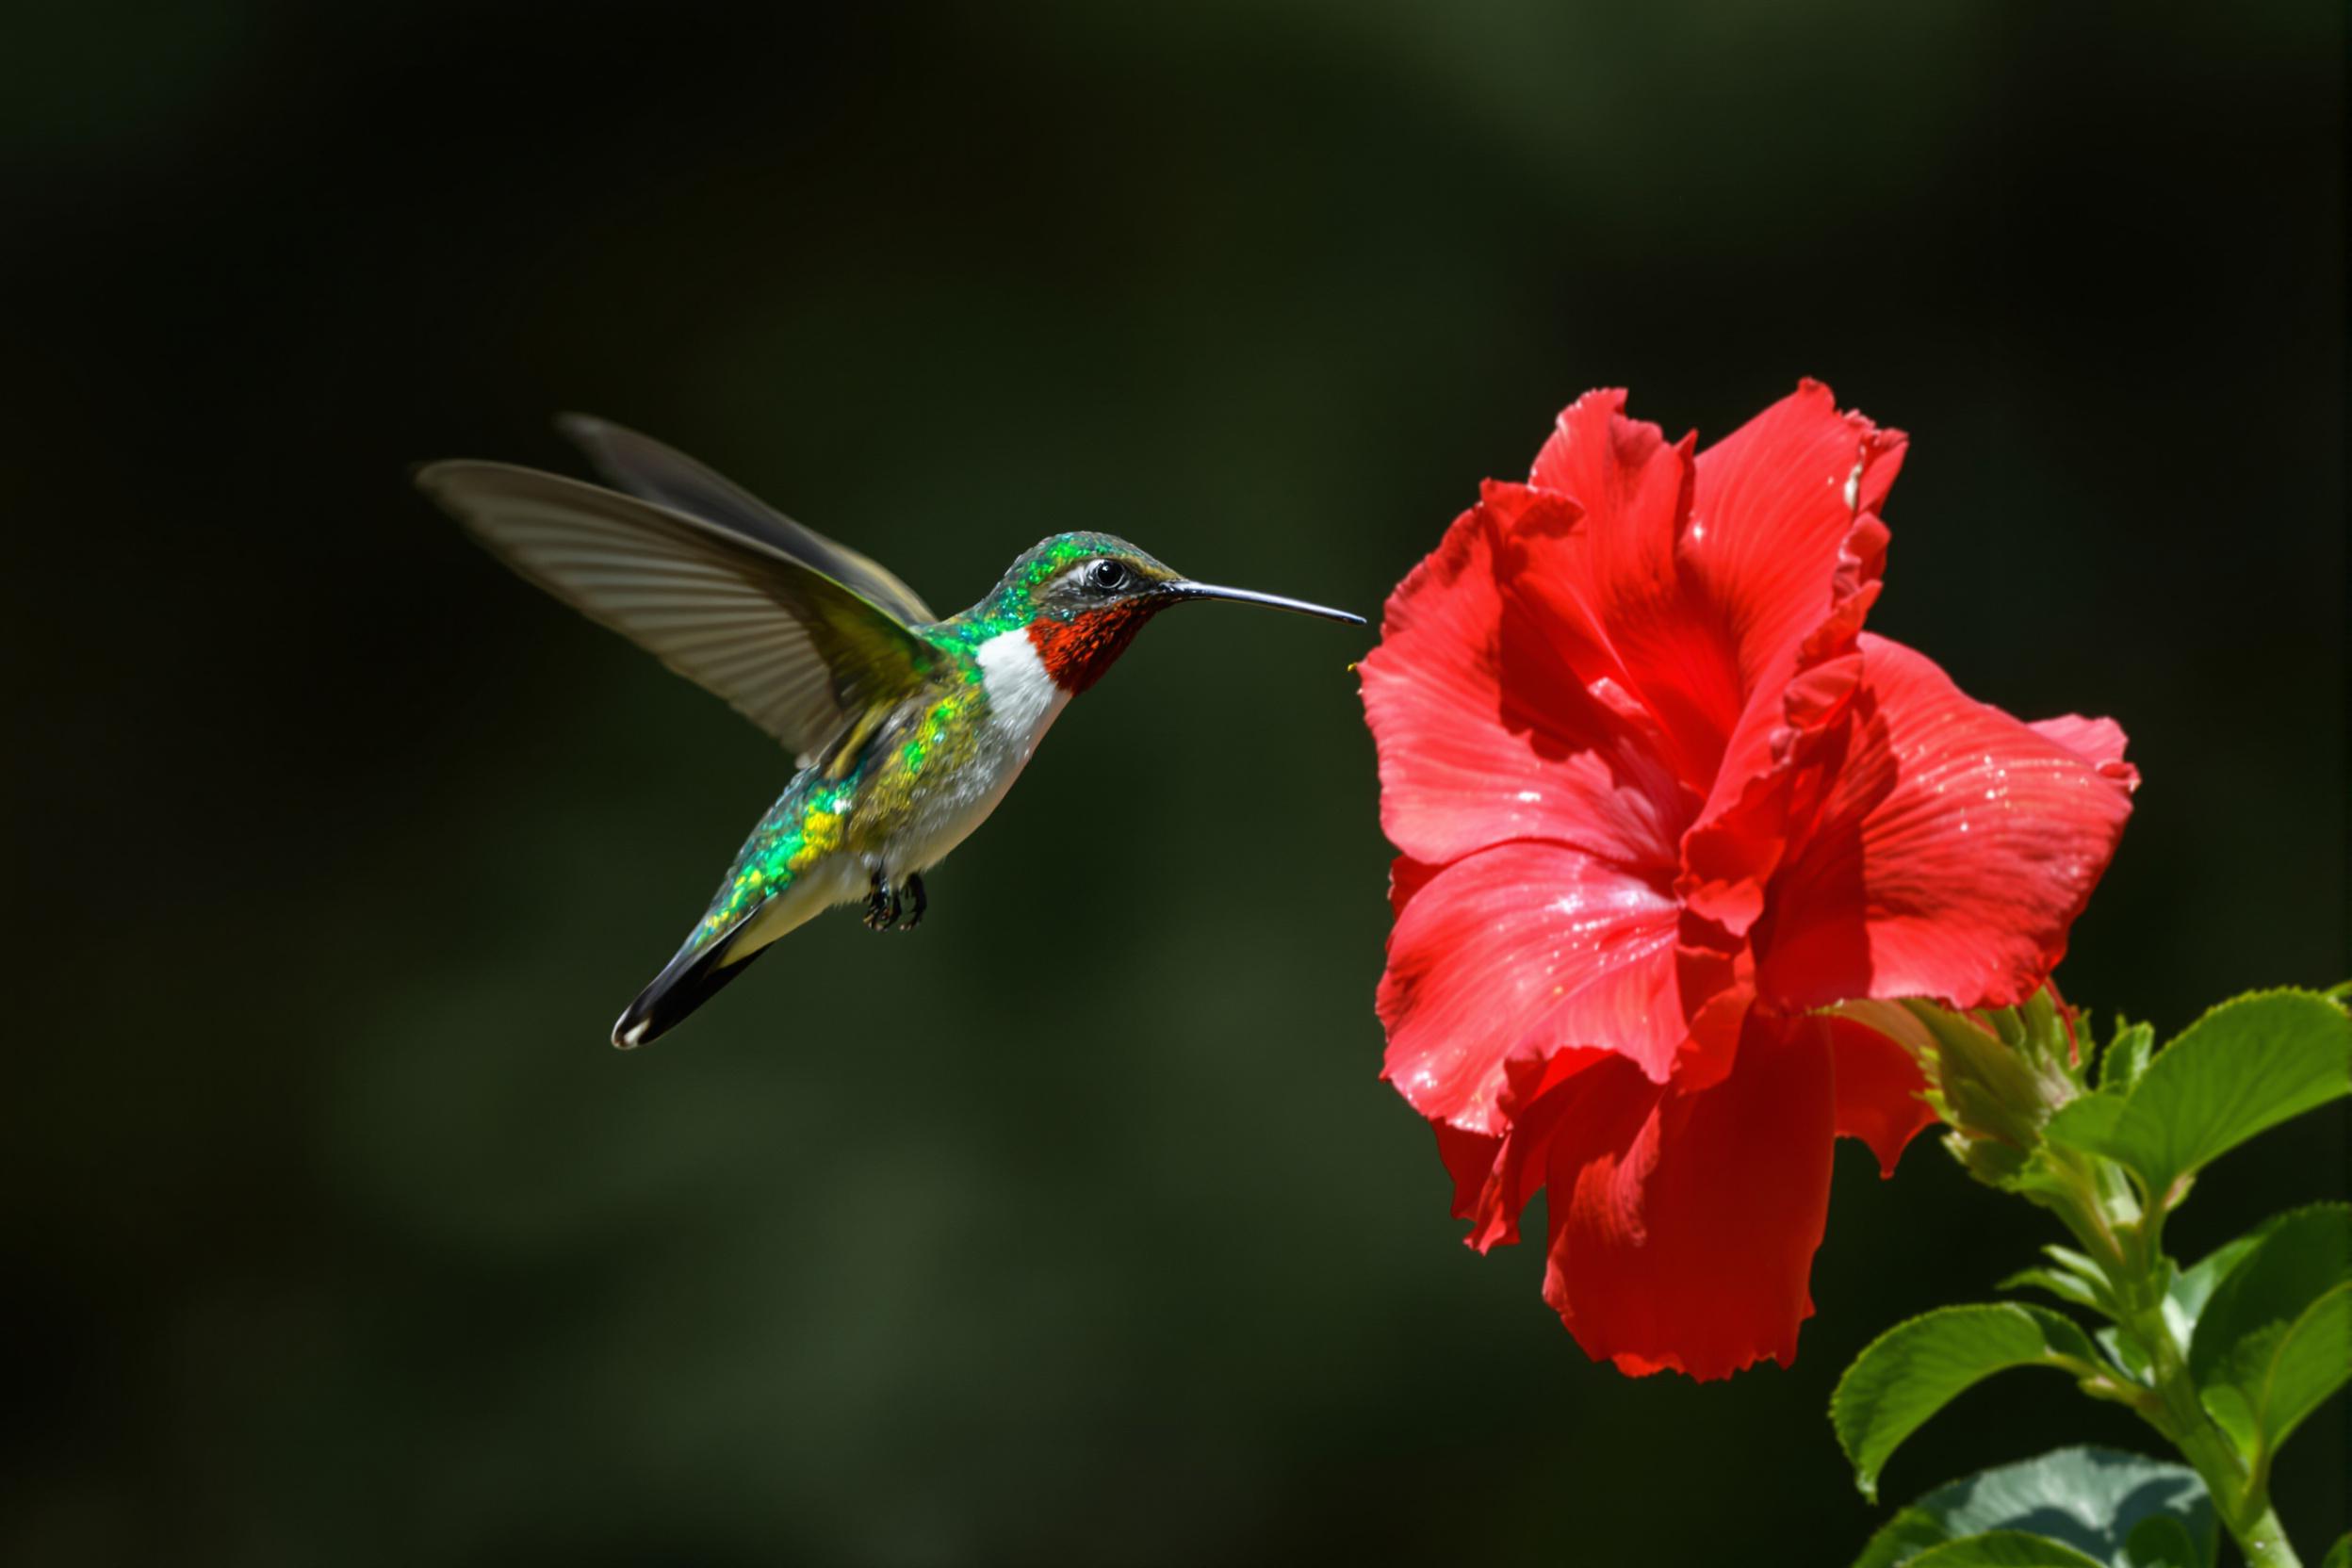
{"left": 554, "top": 410, "right": 614, "bottom": 442}
{"left": 411, "top": 457, "right": 498, "bottom": 503}
{"left": 413, "top": 456, "right": 522, "bottom": 485}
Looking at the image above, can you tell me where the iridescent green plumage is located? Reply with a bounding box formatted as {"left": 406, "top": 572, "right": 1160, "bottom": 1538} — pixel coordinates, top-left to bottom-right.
{"left": 688, "top": 532, "right": 1128, "bottom": 942}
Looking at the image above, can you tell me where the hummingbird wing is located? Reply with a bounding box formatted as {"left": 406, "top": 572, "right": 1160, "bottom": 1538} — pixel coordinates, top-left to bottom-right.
{"left": 553, "top": 415, "right": 938, "bottom": 625}
{"left": 417, "top": 462, "right": 940, "bottom": 764}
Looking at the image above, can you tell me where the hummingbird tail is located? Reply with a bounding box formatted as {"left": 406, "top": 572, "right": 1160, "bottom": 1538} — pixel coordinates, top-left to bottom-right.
{"left": 611, "top": 920, "right": 768, "bottom": 1050}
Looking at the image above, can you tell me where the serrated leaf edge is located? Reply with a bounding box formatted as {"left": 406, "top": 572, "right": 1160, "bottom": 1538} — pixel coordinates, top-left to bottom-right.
{"left": 1832, "top": 1303, "right": 2103, "bottom": 1501}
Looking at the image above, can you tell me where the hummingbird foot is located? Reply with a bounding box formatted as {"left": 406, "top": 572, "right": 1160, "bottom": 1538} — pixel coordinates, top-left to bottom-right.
{"left": 863, "top": 870, "right": 903, "bottom": 931}
{"left": 901, "top": 873, "right": 926, "bottom": 930}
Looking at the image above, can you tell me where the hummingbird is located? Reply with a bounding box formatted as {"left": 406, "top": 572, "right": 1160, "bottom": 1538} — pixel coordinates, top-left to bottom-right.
{"left": 416, "top": 416, "right": 1364, "bottom": 1050}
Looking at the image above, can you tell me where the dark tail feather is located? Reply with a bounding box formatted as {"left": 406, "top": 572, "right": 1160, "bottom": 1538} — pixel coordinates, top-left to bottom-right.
{"left": 612, "top": 921, "right": 768, "bottom": 1050}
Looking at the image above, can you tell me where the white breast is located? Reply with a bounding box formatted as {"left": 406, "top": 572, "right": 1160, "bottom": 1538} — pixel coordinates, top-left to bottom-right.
{"left": 888, "top": 629, "right": 1070, "bottom": 877}
{"left": 976, "top": 628, "right": 1069, "bottom": 757}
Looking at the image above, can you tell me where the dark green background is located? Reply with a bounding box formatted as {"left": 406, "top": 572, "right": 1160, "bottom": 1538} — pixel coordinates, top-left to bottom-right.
{"left": 5, "top": 2, "right": 2343, "bottom": 1563}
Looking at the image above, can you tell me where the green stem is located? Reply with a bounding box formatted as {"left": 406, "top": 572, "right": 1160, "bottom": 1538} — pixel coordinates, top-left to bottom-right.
{"left": 2041, "top": 1151, "right": 2302, "bottom": 1568}
{"left": 2229, "top": 1502, "right": 2303, "bottom": 1568}
{"left": 2103, "top": 1233, "right": 2302, "bottom": 1567}
{"left": 2133, "top": 1308, "right": 2300, "bottom": 1568}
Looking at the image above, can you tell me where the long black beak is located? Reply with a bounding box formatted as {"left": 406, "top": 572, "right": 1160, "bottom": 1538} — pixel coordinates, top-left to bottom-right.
{"left": 1167, "top": 580, "right": 1365, "bottom": 626}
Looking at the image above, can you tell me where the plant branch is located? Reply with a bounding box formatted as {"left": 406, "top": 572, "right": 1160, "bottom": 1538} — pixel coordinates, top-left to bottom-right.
{"left": 2094, "top": 1202, "right": 2301, "bottom": 1568}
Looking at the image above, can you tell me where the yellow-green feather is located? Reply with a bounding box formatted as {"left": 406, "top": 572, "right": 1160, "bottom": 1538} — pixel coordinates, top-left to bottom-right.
{"left": 683, "top": 531, "right": 1131, "bottom": 953}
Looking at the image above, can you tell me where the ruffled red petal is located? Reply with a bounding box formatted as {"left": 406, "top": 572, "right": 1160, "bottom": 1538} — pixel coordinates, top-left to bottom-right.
{"left": 1517, "top": 397, "right": 1730, "bottom": 792}
{"left": 1757, "top": 635, "right": 2138, "bottom": 1011}
{"left": 1534, "top": 1006, "right": 1838, "bottom": 1380}
{"left": 1377, "top": 841, "right": 1687, "bottom": 1133}
{"left": 1359, "top": 490, "right": 1690, "bottom": 872}
{"left": 1674, "top": 384, "right": 1907, "bottom": 931}
{"left": 1514, "top": 385, "right": 1906, "bottom": 934}
{"left": 1684, "top": 380, "right": 1906, "bottom": 709}
{"left": 1825, "top": 1014, "right": 1937, "bottom": 1177}
{"left": 2030, "top": 714, "right": 2142, "bottom": 789}
{"left": 1449, "top": 1043, "right": 1621, "bottom": 1251}
{"left": 1430, "top": 1118, "right": 1506, "bottom": 1221}
{"left": 1674, "top": 647, "right": 1866, "bottom": 936}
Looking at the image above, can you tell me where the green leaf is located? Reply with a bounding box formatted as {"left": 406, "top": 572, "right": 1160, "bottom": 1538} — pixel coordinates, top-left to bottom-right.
{"left": 1860, "top": 1511, "right": 1958, "bottom": 1568}
{"left": 2094, "top": 1323, "right": 2150, "bottom": 1384}
{"left": 2189, "top": 1203, "right": 2352, "bottom": 1464}
{"left": 2042, "top": 990, "right": 2351, "bottom": 1200}
{"left": 1834, "top": 1304, "right": 2103, "bottom": 1501}
{"left": 2092, "top": 1222, "right": 2284, "bottom": 1385}
{"left": 2098, "top": 1020, "right": 2155, "bottom": 1095}
{"left": 2318, "top": 1532, "right": 2349, "bottom": 1568}
{"left": 2043, "top": 1246, "right": 2108, "bottom": 1282}
{"left": 1852, "top": 1447, "right": 2214, "bottom": 1568}
{"left": 1906, "top": 1534, "right": 2106, "bottom": 1567}
{"left": 2119, "top": 1515, "right": 2203, "bottom": 1568}
{"left": 2001, "top": 1247, "right": 2119, "bottom": 1317}
{"left": 2199, "top": 1283, "right": 2352, "bottom": 1466}
{"left": 2188, "top": 1204, "right": 2352, "bottom": 1378}
{"left": 2003, "top": 1267, "right": 2106, "bottom": 1313}
{"left": 2168, "top": 1225, "right": 2275, "bottom": 1339}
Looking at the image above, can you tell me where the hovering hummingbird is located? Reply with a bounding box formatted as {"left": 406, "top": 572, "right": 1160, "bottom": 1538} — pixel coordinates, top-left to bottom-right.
{"left": 417, "top": 417, "right": 1364, "bottom": 1049}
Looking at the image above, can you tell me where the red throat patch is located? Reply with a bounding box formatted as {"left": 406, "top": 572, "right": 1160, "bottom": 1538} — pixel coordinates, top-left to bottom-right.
{"left": 1028, "top": 601, "right": 1162, "bottom": 694}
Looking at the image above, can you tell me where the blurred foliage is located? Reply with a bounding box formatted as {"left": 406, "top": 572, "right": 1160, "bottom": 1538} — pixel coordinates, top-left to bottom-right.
{"left": 0, "top": 1, "right": 2341, "bottom": 1563}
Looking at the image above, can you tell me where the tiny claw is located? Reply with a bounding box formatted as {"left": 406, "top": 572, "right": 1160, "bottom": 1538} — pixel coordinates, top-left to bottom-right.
{"left": 863, "top": 870, "right": 902, "bottom": 931}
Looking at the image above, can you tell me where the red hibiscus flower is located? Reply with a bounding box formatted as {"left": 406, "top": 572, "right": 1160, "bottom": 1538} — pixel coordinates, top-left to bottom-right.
{"left": 1360, "top": 383, "right": 2138, "bottom": 1380}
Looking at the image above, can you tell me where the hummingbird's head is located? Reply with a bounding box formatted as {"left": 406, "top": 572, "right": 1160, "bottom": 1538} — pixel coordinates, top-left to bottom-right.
{"left": 978, "top": 531, "right": 1364, "bottom": 695}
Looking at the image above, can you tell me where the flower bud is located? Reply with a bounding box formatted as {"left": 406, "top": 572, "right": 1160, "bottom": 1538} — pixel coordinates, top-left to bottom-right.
{"left": 1833, "top": 993, "right": 2085, "bottom": 1188}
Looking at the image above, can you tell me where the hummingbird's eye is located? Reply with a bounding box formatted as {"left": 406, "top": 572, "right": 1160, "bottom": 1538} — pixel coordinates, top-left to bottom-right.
{"left": 1086, "top": 559, "right": 1128, "bottom": 592}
